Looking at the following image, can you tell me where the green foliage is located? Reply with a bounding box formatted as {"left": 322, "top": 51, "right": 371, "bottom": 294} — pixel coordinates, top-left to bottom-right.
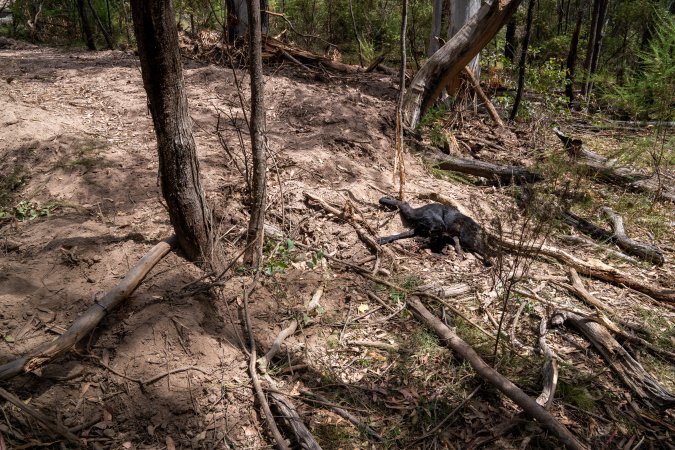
{"left": 605, "top": 12, "right": 675, "bottom": 122}
{"left": 0, "top": 200, "right": 56, "bottom": 221}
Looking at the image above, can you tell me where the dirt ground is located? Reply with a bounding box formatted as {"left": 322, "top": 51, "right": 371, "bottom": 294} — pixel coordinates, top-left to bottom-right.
{"left": 1, "top": 37, "right": 674, "bottom": 449}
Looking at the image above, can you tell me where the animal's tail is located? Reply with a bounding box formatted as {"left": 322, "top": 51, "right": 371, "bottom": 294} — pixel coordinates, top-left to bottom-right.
{"left": 379, "top": 197, "right": 406, "bottom": 210}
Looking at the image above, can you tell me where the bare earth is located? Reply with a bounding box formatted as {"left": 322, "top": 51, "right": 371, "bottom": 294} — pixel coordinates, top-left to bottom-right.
{"left": 1, "top": 38, "right": 673, "bottom": 449}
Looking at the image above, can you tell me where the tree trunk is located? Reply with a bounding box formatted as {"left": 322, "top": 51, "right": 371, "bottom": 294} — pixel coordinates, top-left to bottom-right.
{"left": 130, "top": 0, "right": 216, "bottom": 267}
{"left": 76, "top": 0, "right": 96, "bottom": 50}
{"left": 565, "top": 0, "right": 585, "bottom": 104}
{"left": 584, "top": 0, "right": 608, "bottom": 100}
{"left": 402, "top": 0, "right": 522, "bottom": 129}
{"left": 509, "top": 0, "right": 535, "bottom": 121}
{"left": 243, "top": 0, "right": 267, "bottom": 267}
{"left": 504, "top": 17, "right": 517, "bottom": 62}
{"left": 448, "top": 0, "right": 481, "bottom": 78}
{"left": 226, "top": 0, "right": 268, "bottom": 43}
{"left": 581, "top": 0, "right": 600, "bottom": 98}
{"left": 428, "top": 0, "right": 443, "bottom": 56}
{"left": 87, "top": 0, "right": 114, "bottom": 49}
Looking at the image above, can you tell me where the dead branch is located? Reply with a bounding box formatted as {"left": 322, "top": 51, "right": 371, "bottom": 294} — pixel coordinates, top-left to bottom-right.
{"left": 268, "top": 393, "right": 322, "bottom": 450}
{"left": 304, "top": 192, "right": 384, "bottom": 255}
{"left": 0, "top": 236, "right": 178, "bottom": 381}
{"left": 242, "top": 279, "right": 290, "bottom": 450}
{"left": 550, "top": 310, "right": 675, "bottom": 408}
{"left": 536, "top": 316, "right": 558, "bottom": 409}
{"left": 406, "top": 296, "right": 586, "bottom": 450}
{"left": 462, "top": 67, "right": 505, "bottom": 127}
{"left": 553, "top": 127, "right": 675, "bottom": 202}
{"left": 600, "top": 207, "right": 665, "bottom": 265}
{"left": 426, "top": 151, "right": 542, "bottom": 184}
{"left": 298, "top": 389, "right": 383, "bottom": 440}
{"left": 0, "top": 386, "right": 80, "bottom": 444}
{"left": 560, "top": 269, "right": 675, "bottom": 363}
{"left": 497, "top": 236, "right": 675, "bottom": 303}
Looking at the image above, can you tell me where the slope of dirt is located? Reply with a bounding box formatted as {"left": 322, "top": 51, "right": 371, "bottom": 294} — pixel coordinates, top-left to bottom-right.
{"left": 1, "top": 38, "right": 673, "bottom": 449}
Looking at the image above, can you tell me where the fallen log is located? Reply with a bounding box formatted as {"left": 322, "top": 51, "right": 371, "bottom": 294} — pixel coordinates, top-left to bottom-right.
{"left": 407, "top": 296, "right": 587, "bottom": 450}
{"left": 560, "top": 208, "right": 664, "bottom": 265}
{"left": 551, "top": 310, "right": 675, "bottom": 409}
{"left": 0, "top": 236, "right": 178, "bottom": 381}
{"left": 553, "top": 128, "right": 675, "bottom": 202}
{"left": 600, "top": 207, "right": 665, "bottom": 265}
{"left": 428, "top": 152, "right": 543, "bottom": 184}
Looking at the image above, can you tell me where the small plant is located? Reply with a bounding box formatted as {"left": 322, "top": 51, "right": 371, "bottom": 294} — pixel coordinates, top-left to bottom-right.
{"left": 0, "top": 200, "right": 56, "bottom": 221}
{"left": 263, "top": 238, "right": 295, "bottom": 276}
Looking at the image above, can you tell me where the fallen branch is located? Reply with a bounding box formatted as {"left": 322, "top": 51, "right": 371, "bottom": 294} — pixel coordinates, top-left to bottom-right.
{"left": 304, "top": 192, "right": 384, "bottom": 255}
{"left": 559, "top": 269, "right": 675, "bottom": 363}
{"left": 551, "top": 310, "right": 675, "bottom": 408}
{"left": 268, "top": 393, "right": 322, "bottom": 450}
{"left": 0, "top": 386, "right": 80, "bottom": 443}
{"left": 298, "top": 389, "right": 383, "bottom": 440}
{"left": 600, "top": 207, "right": 665, "bottom": 266}
{"left": 428, "top": 152, "right": 542, "bottom": 184}
{"left": 553, "top": 127, "right": 675, "bottom": 202}
{"left": 406, "top": 296, "right": 586, "bottom": 450}
{"left": 242, "top": 278, "right": 290, "bottom": 450}
{"left": 536, "top": 316, "right": 558, "bottom": 409}
{"left": 497, "top": 236, "right": 674, "bottom": 303}
{"left": 0, "top": 236, "right": 178, "bottom": 381}
{"left": 462, "top": 67, "right": 504, "bottom": 128}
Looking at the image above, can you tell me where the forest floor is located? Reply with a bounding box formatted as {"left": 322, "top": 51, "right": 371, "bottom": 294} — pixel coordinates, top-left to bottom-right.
{"left": 0, "top": 36, "right": 673, "bottom": 449}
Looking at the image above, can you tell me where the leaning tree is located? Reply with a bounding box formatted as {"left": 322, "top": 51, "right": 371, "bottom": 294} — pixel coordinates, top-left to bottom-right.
{"left": 130, "top": 0, "right": 216, "bottom": 267}
{"left": 402, "top": 0, "right": 523, "bottom": 129}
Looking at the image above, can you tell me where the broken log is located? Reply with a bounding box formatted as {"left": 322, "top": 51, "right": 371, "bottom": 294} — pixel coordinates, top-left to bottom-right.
{"left": 0, "top": 236, "right": 178, "bottom": 381}
{"left": 553, "top": 127, "right": 675, "bottom": 202}
{"left": 600, "top": 207, "right": 665, "bottom": 265}
{"left": 428, "top": 151, "right": 542, "bottom": 184}
{"left": 269, "top": 393, "right": 322, "bottom": 450}
{"left": 407, "top": 296, "right": 586, "bottom": 450}
{"left": 560, "top": 208, "right": 664, "bottom": 265}
{"left": 551, "top": 310, "right": 675, "bottom": 409}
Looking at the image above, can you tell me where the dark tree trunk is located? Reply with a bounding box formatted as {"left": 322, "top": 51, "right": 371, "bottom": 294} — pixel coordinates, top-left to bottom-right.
{"left": 129, "top": 0, "right": 216, "bottom": 267}
{"left": 504, "top": 17, "right": 517, "bottom": 62}
{"left": 509, "top": 0, "right": 535, "bottom": 121}
{"left": 243, "top": 0, "right": 267, "bottom": 267}
{"left": 87, "top": 0, "right": 114, "bottom": 49}
{"left": 76, "top": 0, "right": 96, "bottom": 50}
{"left": 584, "top": 0, "right": 608, "bottom": 98}
{"left": 402, "top": 0, "right": 522, "bottom": 128}
{"left": 565, "top": 0, "right": 585, "bottom": 104}
{"left": 581, "top": 0, "right": 606, "bottom": 98}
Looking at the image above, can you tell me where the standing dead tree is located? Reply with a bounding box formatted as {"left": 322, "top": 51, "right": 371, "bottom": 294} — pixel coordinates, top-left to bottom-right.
{"left": 130, "top": 0, "right": 216, "bottom": 267}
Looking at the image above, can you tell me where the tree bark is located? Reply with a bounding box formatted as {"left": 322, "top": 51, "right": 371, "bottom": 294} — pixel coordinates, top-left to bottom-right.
{"left": 448, "top": 0, "right": 481, "bottom": 78}
{"left": 504, "top": 17, "right": 517, "bottom": 62}
{"left": 244, "top": 0, "right": 267, "bottom": 267}
{"left": 87, "top": 0, "right": 114, "bottom": 49}
{"left": 130, "top": 0, "right": 216, "bottom": 266}
{"left": 226, "top": 0, "right": 268, "bottom": 43}
{"left": 565, "top": 0, "right": 585, "bottom": 104}
{"left": 76, "top": 0, "right": 96, "bottom": 51}
{"left": 402, "top": 0, "right": 522, "bottom": 129}
{"left": 428, "top": 0, "right": 443, "bottom": 56}
{"left": 509, "top": 0, "right": 535, "bottom": 121}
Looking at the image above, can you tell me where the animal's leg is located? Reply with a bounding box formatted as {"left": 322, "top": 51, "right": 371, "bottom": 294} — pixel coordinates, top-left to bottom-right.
{"left": 378, "top": 230, "right": 416, "bottom": 245}
{"left": 452, "top": 236, "right": 465, "bottom": 260}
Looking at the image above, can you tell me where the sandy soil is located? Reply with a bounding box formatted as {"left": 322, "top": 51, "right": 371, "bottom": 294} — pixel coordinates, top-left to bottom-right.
{"left": 0, "top": 37, "right": 673, "bottom": 449}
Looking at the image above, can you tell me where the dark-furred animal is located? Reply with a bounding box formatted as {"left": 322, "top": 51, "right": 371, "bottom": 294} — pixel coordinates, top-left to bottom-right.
{"left": 378, "top": 197, "right": 491, "bottom": 265}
